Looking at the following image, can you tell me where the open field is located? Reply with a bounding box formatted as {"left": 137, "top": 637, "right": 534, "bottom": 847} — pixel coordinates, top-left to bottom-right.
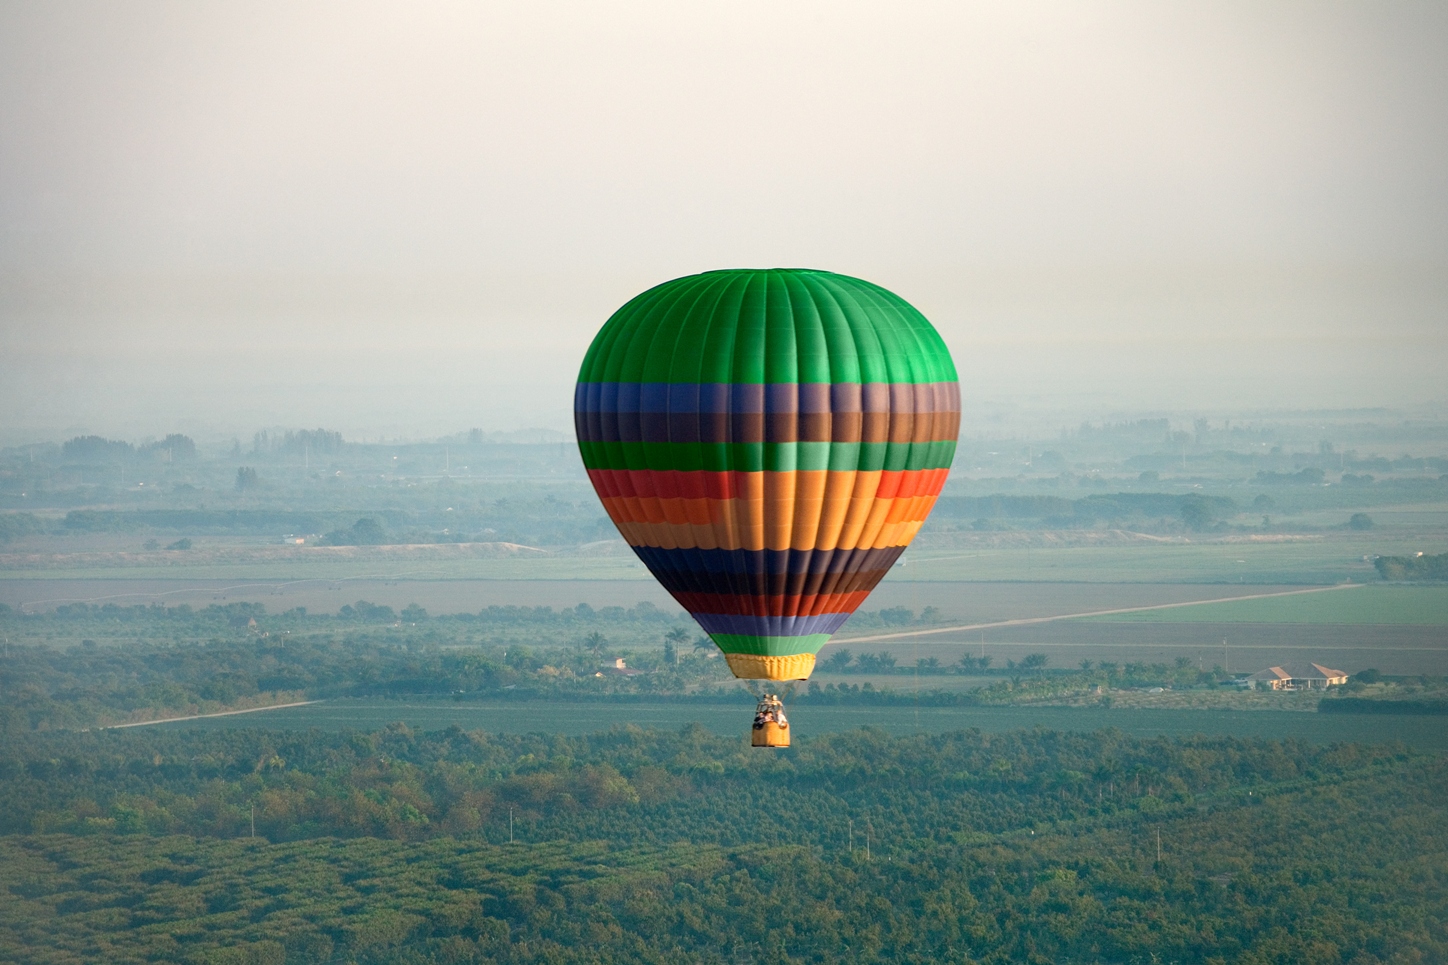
{"left": 0, "top": 550, "right": 651, "bottom": 584}
{"left": 829, "top": 621, "right": 1448, "bottom": 676}
{"left": 899, "top": 532, "right": 1414, "bottom": 583}
{"left": 0, "top": 576, "right": 678, "bottom": 615}
{"left": 1077, "top": 583, "right": 1448, "bottom": 624}
{"left": 5, "top": 527, "right": 1444, "bottom": 587}
{"left": 150, "top": 696, "right": 1448, "bottom": 749}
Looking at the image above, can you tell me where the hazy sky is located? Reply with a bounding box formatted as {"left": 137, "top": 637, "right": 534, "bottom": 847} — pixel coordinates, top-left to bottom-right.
{"left": 2, "top": 1, "right": 1445, "bottom": 444}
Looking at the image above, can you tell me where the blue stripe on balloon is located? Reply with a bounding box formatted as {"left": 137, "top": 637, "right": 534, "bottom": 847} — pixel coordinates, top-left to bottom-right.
{"left": 633, "top": 545, "right": 904, "bottom": 580}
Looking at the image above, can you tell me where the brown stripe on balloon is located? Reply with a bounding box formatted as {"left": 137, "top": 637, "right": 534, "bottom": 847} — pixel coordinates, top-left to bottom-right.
{"left": 861, "top": 411, "right": 891, "bottom": 444}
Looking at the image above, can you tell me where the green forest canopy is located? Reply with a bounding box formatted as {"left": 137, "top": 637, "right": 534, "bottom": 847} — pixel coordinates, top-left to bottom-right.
{"left": 1, "top": 724, "right": 1444, "bottom": 964}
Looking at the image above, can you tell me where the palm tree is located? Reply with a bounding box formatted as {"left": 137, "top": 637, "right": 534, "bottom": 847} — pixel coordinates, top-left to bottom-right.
{"left": 585, "top": 631, "right": 607, "bottom": 659}
{"left": 664, "top": 627, "right": 689, "bottom": 666}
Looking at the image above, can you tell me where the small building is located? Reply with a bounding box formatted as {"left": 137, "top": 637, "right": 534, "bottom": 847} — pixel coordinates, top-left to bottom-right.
{"left": 1246, "top": 663, "right": 1349, "bottom": 691}
{"left": 600, "top": 657, "right": 644, "bottom": 677}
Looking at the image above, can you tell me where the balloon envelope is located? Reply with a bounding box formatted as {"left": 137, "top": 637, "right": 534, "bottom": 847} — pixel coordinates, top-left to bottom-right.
{"left": 575, "top": 269, "right": 959, "bottom": 680}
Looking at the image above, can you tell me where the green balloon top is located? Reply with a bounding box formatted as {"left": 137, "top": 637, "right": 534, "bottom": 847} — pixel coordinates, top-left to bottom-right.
{"left": 578, "top": 269, "right": 957, "bottom": 386}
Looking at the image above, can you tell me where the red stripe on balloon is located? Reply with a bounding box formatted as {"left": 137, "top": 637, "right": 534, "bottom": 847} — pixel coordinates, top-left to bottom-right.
{"left": 586, "top": 468, "right": 949, "bottom": 502}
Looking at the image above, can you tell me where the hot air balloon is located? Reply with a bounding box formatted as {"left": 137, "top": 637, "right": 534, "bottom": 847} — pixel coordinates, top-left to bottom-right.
{"left": 575, "top": 269, "right": 959, "bottom": 745}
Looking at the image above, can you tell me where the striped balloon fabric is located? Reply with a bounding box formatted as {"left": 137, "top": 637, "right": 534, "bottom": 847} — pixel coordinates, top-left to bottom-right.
{"left": 575, "top": 269, "right": 959, "bottom": 681}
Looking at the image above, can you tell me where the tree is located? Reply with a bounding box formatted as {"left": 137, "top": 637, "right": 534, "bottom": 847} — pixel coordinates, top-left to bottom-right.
{"left": 141, "top": 434, "right": 196, "bottom": 460}
{"left": 1020, "top": 653, "right": 1048, "bottom": 671}
{"left": 663, "top": 627, "right": 688, "bottom": 666}
{"left": 235, "top": 467, "right": 259, "bottom": 491}
{"left": 856, "top": 651, "right": 896, "bottom": 673}
{"left": 1375, "top": 553, "right": 1448, "bottom": 581}
{"left": 1348, "top": 513, "right": 1374, "bottom": 530}
{"left": 824, "top": 649, "right": 853, "bottom": 673}
{"left": 61, "top": 435, "right": 134, "bottom": 464}
{"left": 1179, "top": 494, "right": 1216, "bottom": 531}
{"left": 585, "top": 632, "right": 607, "bottom": 659}
{"left": 321, "top": 518, "right": 386, "bottom": 546}
{"left": 879, "top": 607, "right": 914, "bottom": 626}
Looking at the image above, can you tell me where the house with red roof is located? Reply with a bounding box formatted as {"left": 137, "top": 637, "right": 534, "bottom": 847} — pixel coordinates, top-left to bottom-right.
{"left": 1246, "top": 663, "right": 1349, "bottom": 691}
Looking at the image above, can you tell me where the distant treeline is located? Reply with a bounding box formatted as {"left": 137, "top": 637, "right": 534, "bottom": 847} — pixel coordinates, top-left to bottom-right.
{"left": 1073, "top": 418, "right": 1171, "bottom": 442}
{"left": 20, "top": 599, "right": 686, "bottom": 628}
{"left": 58, "top": 508, "right": 332, "bottom": 533}
{"left": 47, "top": 509, "right": 569, "bottom": 540}
{"left": 1, "top": 506, "right": 613, "bottom": 547}
{"left": 251, "top": 428, "right": 344, "bottom": 456}
{"left": 0, "top": 512, "right": 47, "bottom": 543}
{"left": 58, "top": 434, "right": 196, "bottom": 464}
{"left": 1125, "top": 450, "right": 1448, "bottom": 475}
{"left": 1374, "top": 552, "right": 1448, "bottom": 581}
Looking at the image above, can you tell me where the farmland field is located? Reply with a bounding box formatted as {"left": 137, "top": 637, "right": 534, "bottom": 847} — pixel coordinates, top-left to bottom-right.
{"left": 1076, "top": 583, "right": 1448, "bottom": 624}
{"left": 898, "top": 533, "right": 1399, "bottom": 584}
{"left": 856, "top": 620, "right": 1448, "bottom": 674}
{"left": 0, "top": 576, "right": 678, "bottom": 616}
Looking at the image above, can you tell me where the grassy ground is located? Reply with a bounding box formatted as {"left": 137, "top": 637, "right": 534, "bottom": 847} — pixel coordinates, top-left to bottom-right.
{"left": 1046, "top": 687, "right": 1326, "bottom": 711}
{"left": 899, "top": 533, "right": 1411, "bottom": 584}
{"left": 1077, "top": 584, "right": 1448, "bottom": 625}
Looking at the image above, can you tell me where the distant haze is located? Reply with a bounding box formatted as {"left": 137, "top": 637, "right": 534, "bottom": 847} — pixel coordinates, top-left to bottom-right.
{"left": 2, "top": 2, "right": 1445, "bottom": 444}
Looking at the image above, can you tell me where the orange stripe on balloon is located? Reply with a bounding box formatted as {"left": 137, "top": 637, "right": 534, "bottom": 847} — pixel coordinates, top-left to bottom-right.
{"left": 813, "top": 471, "right": 856, "bottom": 551}
{"left": 592, "top": 468, "right": 946, "bottom": 551}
